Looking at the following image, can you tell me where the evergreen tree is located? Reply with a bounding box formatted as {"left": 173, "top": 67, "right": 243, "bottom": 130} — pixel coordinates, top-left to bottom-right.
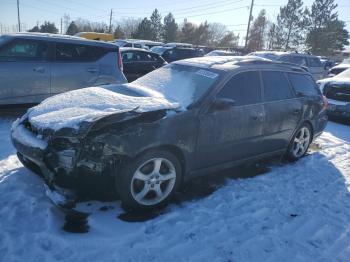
{"left": 180, "top": 19, "right": 197, "bottom": 44}
{"left": 217, "top": 32, "right": 239, "bottom": 47}
{"left": 305, "top": 0, "right": 349, "bottom": 55}
{"left": 247, "top": 9, "right": 267, "bottom": 51}
{"left": 133, "top": 18, "right": 153, "bottom": 40}
{"left": 28, "top": 25, "right": 40, "bottom": 32}
{"left": 276, "top": 0, "right": 308, "bottom": 50}
{"left": 306, "top": 19, "right": 349, "bottom": 55}
{"left": 150, "top": 9, "right": 162, "bottom": 41}
{"left": 66, "top": 21, "right": 79, "bottom": 35}
{"left": 162, "top": 13, "right": 178, "bottom": 43}
{"left": 39, "top": 21, "right": 58, "bottom": 34}
{"left": 114, "top": 25, "right": 125, "bottom": 39}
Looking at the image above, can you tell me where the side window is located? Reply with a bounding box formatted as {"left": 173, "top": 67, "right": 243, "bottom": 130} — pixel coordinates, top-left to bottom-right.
{"left": 0, "top": 39, "right": 48, "bottom": 61}
{"left": 262, "top": 71, "right": 293, "bottom": 101}
{"left": 290, "top": 55, "right": 308, "bottom": 66}
{"left": 217, "top": 71, "right": 261, "bottom": 106}
{"left": 121, "top": 52, "right": 135, "bottom": 62}
{"left": 124, "top": 43, "right": 132, "bottom": 47}
{"left": 134, "top": 52, "right": 153, "bottom": 62}
{"left": 55, "top": 43, "right": 106, "bottom": 62}
{"left": 134, "top": 44, "right": 142, "bottom": 48}
{"left": 308, "top": 57, "right": 322, "bottom": 67}
{"left": 288, "top": 73, "right": 320, "bottom": 96}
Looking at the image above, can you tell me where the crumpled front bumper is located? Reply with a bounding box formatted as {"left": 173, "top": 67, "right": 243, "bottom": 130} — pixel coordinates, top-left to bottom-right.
{"left": 327, "top": 103, "right": 350, "bottom": 120}
{"left": 12, "top": 125, "right": 89, "bottom": 217}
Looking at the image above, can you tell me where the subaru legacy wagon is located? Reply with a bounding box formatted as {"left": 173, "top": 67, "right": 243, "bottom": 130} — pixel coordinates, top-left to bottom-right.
{"left": 11, "top": 56, "right": 328, "bottom": 211}
{"left": 0, "top": 33, "right": 126, "bottom": 108}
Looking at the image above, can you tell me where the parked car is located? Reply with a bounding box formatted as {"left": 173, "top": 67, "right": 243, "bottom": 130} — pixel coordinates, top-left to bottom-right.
{"left": 205, "top": 50, "right": 239, "bottom": 56}
{"left": 163, "top": 42, "right": 193, "bottom": 48}
{"left": 12, "top": 56, "right": 328, "bottom": 211}
{"left": 113, "top": 39, "right": 148, "bottom": 49}
{"left": 74, "top": 32, "right": 114, "bottom": 41}
{"left": 151, "top": 46, "right": 204, "bottom": 62}
{"left": 317, "top": 68, "right": 350, "bottom": 121}
{"left": 327, "top": 61, "right": 350, "bottom": 77}
{"left": 0, "top": 33, "right": 126, "bottom": 108}
{"left": 120, "top": 47, "right": 167, "bottom": 82}
{"left": 249, "top": 51, "right": 327, "bottom": 80}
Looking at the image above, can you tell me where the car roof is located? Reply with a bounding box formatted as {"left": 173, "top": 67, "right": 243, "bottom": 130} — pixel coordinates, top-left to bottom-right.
{"left": 3, "top": 32, "right": 118, "bottom": 48}
{"left": 252, "top": 51, "right": 319, "bottom": 58}
{"left": 174, "top": 56, "right": 307, "bottom": 73}
{"left": 120, "top": 47, "right": 157, "bottom": 53}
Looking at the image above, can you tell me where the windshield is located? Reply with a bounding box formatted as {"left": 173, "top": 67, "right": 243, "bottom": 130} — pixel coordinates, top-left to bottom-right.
{"left": 335, "top": 68, "right": 350, "bottom": 79}
{"left": 126, "top": 64, "right": 222, "bottom": 108}
{"left": 151, "top": 46, "right": 167, "bottom": 54}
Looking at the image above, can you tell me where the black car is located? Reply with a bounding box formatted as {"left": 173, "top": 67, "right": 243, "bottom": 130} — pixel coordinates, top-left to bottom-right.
{"left": 12, "top": 56, "right": 328, "bottom": 211}
{"left": 120, "top": 48, "right": 166, "bottom": 82}
{"left": 151, "top": 46, "right": 204, "bottom": 63}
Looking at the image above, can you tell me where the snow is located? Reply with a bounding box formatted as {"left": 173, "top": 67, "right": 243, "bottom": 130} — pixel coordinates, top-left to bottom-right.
{"left": 11, "top": 123, "right": 48, "bottom": 150}
{"left": 1, "top": 117, "right": 350, "bottom": 261}
{"left": 26, "top": 86, "right": 179, "bottom": 131}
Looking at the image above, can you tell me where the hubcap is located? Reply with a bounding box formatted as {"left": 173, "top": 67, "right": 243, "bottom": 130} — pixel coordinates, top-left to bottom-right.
{"left": 131, "top": 158, "right": 176, "bottom": 206}
{"left": 292, "top": 127, "right": 311, "bottom": 158}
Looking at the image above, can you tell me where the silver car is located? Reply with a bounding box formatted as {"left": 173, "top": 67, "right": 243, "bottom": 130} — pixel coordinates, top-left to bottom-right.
{"left": 0, "top": 33, "right": 127, "bottom": 107}
{"left": 249, "top": 51, "right": 327, "bottom": 80}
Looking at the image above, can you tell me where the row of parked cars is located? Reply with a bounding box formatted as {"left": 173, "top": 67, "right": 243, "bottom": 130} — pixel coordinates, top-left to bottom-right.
{"left": 1, "top": 32, "right": 348, "bottom": 212}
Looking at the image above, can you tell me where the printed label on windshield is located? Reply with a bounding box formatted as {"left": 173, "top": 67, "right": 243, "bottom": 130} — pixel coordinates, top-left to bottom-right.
{"left": 195, "top": 69, "right": 218, "bottom": 79}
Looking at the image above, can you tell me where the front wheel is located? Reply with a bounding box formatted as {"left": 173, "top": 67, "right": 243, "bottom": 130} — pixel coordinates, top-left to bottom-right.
{"left": 286, "top": 124, "right": 312, "bottom": 161}
{"left": 116, "top": 150, "right": 182, "bottom": 211}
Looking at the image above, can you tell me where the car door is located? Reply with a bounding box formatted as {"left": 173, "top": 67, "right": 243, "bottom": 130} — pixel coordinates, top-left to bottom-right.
{"left": 121, "top": 50, "right": 138, "bottom": 82}
{"left": 0, "top": 38, "right": 50, "bottom": 106}
{"left": 260, "top": 70, "right": 302, "bottom": 152}
{"left": 195, "top": 70, "right": 265, "bottom": 169}
{"left": 51, "top": 42, "right": 101, "bottom": 94}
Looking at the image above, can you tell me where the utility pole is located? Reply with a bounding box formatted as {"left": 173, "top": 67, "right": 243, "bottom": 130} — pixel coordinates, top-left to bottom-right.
{"left": 244, "top": 0, "right": 254, "bottom": 49}
{"left": 109, "top": 9, "right": 113, "bottom": 33}
{"left": 60, "top": 17, "right": 63, "bottom": 34}
{"left": 17, "top": 0, "right": 21, "bottom": 32}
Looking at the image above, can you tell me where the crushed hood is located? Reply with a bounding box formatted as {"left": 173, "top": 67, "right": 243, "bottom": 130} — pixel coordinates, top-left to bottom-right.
{"left": 26, "top": 85, "right": 179, "bottom": 132}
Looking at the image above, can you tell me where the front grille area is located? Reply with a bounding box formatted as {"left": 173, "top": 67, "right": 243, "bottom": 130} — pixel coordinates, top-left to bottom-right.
{"left": 23, "top": 119, "right": 39, "bottom": 135}
{"left": 323, "top": 84, "right": 350, "bottom": 102}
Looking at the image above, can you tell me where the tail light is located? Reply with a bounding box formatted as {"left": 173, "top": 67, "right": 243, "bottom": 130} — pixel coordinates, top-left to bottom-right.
{"left": 322, "top": 95, "right": 329, "bottom": 110}
{"left": 118, "top": 50, "right": 123, "bottom": 72}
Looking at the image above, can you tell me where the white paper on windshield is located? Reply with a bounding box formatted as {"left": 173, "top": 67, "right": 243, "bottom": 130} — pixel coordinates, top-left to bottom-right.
{"left": 195, "top": 69, "right": 218, "bottom": 79}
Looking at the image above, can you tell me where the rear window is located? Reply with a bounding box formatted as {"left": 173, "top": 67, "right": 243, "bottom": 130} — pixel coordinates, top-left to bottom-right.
{"left": 262, "top": 71, "right": 293, "bottom": 101}
{"left": 290, "top": 56, "right": 308, "bottom": 66}
{"left": 217, "top": 71, "right": 261, "bottom": 106}
{"left": 288, "top": 73, "right": 319, "bottom": 96}
{"left": 55, "top": 43, "right": 108, "bottom": 62}
{"left": 308, "top": 57, "right": 322, "bottom": 67}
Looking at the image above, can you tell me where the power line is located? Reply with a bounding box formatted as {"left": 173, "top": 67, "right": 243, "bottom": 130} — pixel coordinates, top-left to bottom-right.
{"left": 176, "top": 5, "right": 248, "bottom": 20}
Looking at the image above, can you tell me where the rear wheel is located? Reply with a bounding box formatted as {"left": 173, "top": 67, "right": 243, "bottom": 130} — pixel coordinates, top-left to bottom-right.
{"left": 116, "top": 150, "right": 182, "bottom": 211}
{"left": 287, "top": 124, "right": 312, "bottom": 161}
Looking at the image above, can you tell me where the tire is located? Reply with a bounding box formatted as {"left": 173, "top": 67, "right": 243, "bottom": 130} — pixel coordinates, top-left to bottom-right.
{"left": 116, "top": 150, "right": 182, "bottom": 211}
{"left": 286, "top": 123, "right": 313, "bottom": 161}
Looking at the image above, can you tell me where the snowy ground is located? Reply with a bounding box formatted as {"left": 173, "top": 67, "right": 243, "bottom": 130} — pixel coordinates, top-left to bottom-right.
{"left": 1, "top": 117, "right": 350, "bottom": 262}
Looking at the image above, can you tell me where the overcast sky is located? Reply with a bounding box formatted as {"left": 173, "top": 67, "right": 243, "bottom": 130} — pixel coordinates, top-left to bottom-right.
{"left": 1, "top": 0, "right": 349, "bottom": 45}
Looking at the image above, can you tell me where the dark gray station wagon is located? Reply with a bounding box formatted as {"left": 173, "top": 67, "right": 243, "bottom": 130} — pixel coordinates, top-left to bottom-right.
{"left": 12, "top": 56, "right": 328, "bottom": 211}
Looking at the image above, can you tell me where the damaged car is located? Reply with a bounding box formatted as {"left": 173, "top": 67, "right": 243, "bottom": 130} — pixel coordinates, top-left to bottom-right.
{"left": 318, "top": 68, "right": 350, "bottom": 122}
{"left": 11, "top": 56, "right": 328, "bottom": 211}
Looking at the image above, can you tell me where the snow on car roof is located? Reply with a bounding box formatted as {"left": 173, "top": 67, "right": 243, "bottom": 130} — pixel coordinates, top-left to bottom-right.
{"left": 26, "top": 86, "right": 179, "bottom": 131}
{"left": 174, "top": 56, "right": 265, "bottom": 69}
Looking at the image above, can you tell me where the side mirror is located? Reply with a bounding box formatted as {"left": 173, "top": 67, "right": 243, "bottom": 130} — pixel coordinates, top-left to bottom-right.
{"left": 210, "top": 98, "right": 235, "bottom": 111}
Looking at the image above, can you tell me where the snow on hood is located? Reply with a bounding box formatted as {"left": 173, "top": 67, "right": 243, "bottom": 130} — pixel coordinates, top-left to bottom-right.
{"left": 27, "top": 86, "right": 179, "bottom": 131}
